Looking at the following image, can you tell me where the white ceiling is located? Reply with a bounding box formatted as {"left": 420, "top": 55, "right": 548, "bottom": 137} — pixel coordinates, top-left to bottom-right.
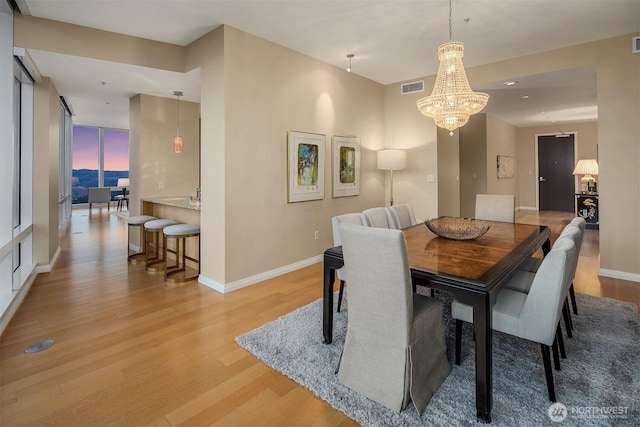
{"left": 19, "top": 0, "right": 640, "bottom": 129}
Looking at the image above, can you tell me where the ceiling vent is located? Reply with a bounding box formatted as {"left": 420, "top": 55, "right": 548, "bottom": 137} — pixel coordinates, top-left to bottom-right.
{"left": 401, "top": 80, "right": 424, "bottom": 95}
{"left": 633, "top": 36, "right": 640, "bottom": 54}
{"left": 631, "top": 36, "right": 640, "bottom": 53}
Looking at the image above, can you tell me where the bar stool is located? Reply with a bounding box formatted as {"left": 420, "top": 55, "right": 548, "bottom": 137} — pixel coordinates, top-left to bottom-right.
{"left": 144, "top": 219, "right": 179, "bottom": 272}
{"left": 163, "top": 224, "right": 201, "bottom": 283}
{"left": 126, "top": 215, "right": 157, "bottom": 263}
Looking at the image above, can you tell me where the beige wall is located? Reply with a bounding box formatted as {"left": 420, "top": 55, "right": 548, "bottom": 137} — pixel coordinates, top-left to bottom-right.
{"left": 438, "top": 113, "right": 518, "bottom": 219}
{"left": 459, "top": 114, "right": 488, "bottom": 218}
{"left": 136, "top": 94, "right": 200, "bottom": 202}
{"left": 219, "top": 26, "right": 385, "bottom": 284}
{"left": 383, "top": 76, "right": 439, "bottom": 221}
{"left": 516, "top": 121, "right": 598, "bottom": 209}
{"left": 386, "top": 33, "right": 640, "bottom": 278}
{"left": 32, "top": 77, "right": 60, "bottom": 265}
{"left": 486, "top": 115, "right": 518, "bottom": 197}
{"left": 186, "top": 26, "right": 226, "bottom": 283}
{"left": 436, "top": 127, "right": 460, "bottom": 218}
{"left": 15, "top": 15, "right": 184, "bottom": 72}
{"left": 594, "top": 37, "right": 639, "bottom": 276}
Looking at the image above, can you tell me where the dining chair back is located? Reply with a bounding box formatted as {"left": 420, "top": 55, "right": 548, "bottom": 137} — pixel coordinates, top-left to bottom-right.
{"left": 388, "top": 203, "right": 417, "bottom": 229}
{"left": 362, "top": 207, "right": 397, "bottom": 229}
{"left": 475, "top": 194, "right": 515, "bottom": 223}
{"left": 560, "top": 219, "right": 585, "bottom": 316}
{"left": 330, "top": 213, "right": 367, "bottom": 312}
{"left": 337, "top": 223, "right": 450, "bottom": 414}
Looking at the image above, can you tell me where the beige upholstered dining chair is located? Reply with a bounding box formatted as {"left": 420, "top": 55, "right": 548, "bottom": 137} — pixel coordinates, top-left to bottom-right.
{"left": 330, "top": 213, "right": 367, "bottom": 312}
{"left": 567, "top": 217, "right": 586, "bottom": 315}
{"left": 388, "top": 203, "right": 417, "bottom": 229}
{"left": 337, "top": 223, "right": 451, "bottom": 414}
{"left": 507, "top": 222, "right": 584, "bottom": 341}
{"left": 452, "top": 238, "right": 576, "bottom": 402}
{"left": 362, "top": 207, "right": 397, "bottom": 229}
{"left": 475, "top": 194, "right": 515, "bottom": 223}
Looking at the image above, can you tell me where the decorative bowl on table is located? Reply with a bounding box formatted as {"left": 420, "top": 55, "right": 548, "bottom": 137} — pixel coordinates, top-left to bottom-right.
{"left": 424, "top": 217, "right": 491, "bottom": 240}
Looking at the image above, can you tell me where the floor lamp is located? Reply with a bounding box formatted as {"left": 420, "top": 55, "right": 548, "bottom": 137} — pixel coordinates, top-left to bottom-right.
{"left": 377, "top": 149, "right": 406, "bottom": 206}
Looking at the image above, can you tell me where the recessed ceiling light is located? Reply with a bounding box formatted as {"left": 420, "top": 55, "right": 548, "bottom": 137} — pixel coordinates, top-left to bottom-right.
{"left": 540, "top": 111, "right": 546, "bottom": 114}
{"left": 504, "top": 81, "right": 518, "bottom": 86}
{"left": 522, "top": 95, "right": 529, "bottom": 99}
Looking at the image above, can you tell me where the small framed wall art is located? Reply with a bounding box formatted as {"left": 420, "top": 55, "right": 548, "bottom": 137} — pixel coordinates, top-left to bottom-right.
{"left": 287, "top": 131, "right": 325, "bottom": 202}
{"left": 332, "top": 136, "right": 361, "bottom": 198}
{"left": 497, "top": 155, "right": 514, "bottom": 179}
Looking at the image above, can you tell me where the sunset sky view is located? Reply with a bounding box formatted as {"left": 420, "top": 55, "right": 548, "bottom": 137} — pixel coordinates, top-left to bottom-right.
{"left": 73, "top": 126, "right": 129, "bottom": 171}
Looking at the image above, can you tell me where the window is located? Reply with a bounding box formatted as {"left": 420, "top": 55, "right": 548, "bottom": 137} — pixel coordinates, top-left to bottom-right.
{"left": 104, "top": 129, "right": 129, "bottom": 187}
{"left": 72, "top": 125, "right": 129, "bottom": 204}
{"left": 1, "top": 0, "right": 36, "bottom": 313}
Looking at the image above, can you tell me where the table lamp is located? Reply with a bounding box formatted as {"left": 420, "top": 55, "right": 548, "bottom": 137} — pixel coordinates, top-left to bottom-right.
{"left": 117, "top": 178, "right": 130, "bottom": 196}
{"left": 377, "top": 149, "right": 406, "bottom": 206}
{"left": 572, "top": 159, "right": 598, "bottom": 194}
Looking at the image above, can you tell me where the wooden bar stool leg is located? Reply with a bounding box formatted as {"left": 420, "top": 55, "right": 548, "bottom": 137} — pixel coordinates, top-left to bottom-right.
{"left": 163, "top": 224, "right": 200, "bottom": 284}
{"left": 144, "top": 219, "right": 179, "bottom": 272}
{"left": 126, "top": 216, "right": 158, "bottom": 264}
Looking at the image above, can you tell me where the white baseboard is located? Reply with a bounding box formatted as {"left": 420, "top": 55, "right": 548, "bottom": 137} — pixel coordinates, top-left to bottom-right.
{"left": 0, "top": 267, "right": 38, "bottom": 336}
{"left": 598, "top": 268, "right": 640, "bottom": 283}
{"left": 518, "top": 206, "right": 538, "bottom": 211}
{"left": 129, "top": 243, "right": 142, "bottom": 253}
{"left": 36, "top": 246, "right": 61, "bottom": 273}
{"left": 198, "top": 254, "right": 324, "bottom": 294}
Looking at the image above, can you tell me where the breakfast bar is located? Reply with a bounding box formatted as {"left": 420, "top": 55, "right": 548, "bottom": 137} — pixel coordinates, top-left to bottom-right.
{"left": 141, "top": 196, "right": 201, "bottom": 225}
{"left": 141, "top": 197, "right": 201, "bottom": 280}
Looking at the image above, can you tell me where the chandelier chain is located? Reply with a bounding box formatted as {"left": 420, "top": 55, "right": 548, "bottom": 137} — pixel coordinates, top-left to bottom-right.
{"left": 449, "top": 0, "right": 452, "bottom": 41}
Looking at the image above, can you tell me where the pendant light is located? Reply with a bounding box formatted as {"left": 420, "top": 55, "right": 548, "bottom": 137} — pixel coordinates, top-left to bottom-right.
{"left": 416, "top": 0, "right": 489, "bottom": 135}
{"left": 346, "top": 53, "right": 354, "bottom": 72}
{"left": 173, "top": 90, "right": 183, "bottom": 153}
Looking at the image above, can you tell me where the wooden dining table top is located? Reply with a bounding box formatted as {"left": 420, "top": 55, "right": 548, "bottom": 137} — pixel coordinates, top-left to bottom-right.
{"left": 400, "top": 218, "right": 547, "bottom": 286}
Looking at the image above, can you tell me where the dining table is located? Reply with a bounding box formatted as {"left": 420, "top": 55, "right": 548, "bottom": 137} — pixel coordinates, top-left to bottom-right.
{"left": 322, "top": 218, "right": 551, "bottom": 423}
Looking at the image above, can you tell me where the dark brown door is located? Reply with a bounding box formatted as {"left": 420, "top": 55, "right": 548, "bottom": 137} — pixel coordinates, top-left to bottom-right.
{"left": 538, "top": 135, "right": 574, "bottom": 212}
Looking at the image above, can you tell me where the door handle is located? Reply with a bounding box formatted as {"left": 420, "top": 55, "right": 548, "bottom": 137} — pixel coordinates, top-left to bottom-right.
{"left": 539, "top": 176, "right": 546, "bottom": 182}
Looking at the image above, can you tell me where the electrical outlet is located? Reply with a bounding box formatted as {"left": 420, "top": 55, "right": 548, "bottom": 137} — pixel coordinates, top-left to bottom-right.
{"left": 159, "top": 181, "right": 164, "bottom": 189}
{"left": 314, "top": 231, "right": 320, "bottom": 240}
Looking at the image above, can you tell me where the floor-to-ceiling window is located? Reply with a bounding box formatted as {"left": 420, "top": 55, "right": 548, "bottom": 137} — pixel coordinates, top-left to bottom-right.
{"left": 72, "top": 125, "right": 129, "bottom": 204}
{"left": 1, "top": 0, "right": 35, "bottom": 322}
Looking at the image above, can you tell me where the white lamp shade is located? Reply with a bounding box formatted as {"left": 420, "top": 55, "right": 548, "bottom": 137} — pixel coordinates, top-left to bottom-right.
{"left": 377, "top": 149, "right": 407, "bottom": 170}
{"left": 117, "top": 178, "right": 130, "bottom": 187}
{"left": 572, "top": 159, "right": 598, "bottom": 176}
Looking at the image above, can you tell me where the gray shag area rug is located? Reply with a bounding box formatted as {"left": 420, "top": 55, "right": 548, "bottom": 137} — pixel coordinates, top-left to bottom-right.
{"left": 236, "top": 291, "right": 639, "bottom": 426}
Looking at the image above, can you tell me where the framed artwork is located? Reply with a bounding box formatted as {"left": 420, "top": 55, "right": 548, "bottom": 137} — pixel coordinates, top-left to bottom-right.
{"left": 288, "top": 131, "right": 325, "bottom": 202}
{"left": 332, "top": 136, "right": 361, "bottom": 198}
{"left": 497, "top": 155, "right": 514, "bottom": 179}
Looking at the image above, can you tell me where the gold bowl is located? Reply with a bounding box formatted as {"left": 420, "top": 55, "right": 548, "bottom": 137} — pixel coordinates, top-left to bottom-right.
{"left": 424, "top": 217, "right": 490, "bottom": 240}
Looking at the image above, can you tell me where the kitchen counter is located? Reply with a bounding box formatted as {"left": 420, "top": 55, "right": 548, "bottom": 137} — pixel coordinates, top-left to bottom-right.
{"left": 141, "top": 197, "right": 201, "bottom": 227}
{"left": 141, "top": 196, "right": 201, "bottom": 211}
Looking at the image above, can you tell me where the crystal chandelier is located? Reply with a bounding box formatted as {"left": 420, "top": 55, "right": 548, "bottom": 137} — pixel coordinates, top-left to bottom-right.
{"left": 417, "top": 0, "right": 489, "bottom": 135}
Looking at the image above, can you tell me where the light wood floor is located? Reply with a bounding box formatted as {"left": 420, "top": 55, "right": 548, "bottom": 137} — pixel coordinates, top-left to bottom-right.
{"left": 1, "top": 210, "right": 638, "bottom": 426}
